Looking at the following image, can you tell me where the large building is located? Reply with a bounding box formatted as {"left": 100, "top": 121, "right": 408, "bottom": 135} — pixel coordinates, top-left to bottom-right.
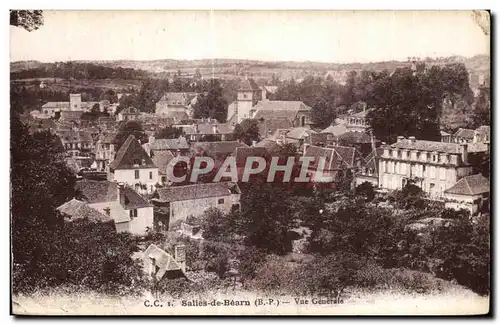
{"left": 378, "top": 136, "right": 488, "bottom": 199}
{"left": 226, "top": 78, "right": 311, "bottom": 127}
{"left": 41, "top": 93, "right": 109, "bottom": 118}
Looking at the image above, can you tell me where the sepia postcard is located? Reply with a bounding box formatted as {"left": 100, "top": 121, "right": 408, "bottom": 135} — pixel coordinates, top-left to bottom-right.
{"left": 10, "top": 10, "right": 491, "bottom": 316}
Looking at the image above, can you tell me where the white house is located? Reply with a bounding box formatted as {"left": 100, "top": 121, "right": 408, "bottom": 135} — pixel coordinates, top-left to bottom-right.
{"left": 108, "top": 135, "right": 160, "bottom": 194}
{"left": 62, "top": 180, "right": 154, "bottom": 235}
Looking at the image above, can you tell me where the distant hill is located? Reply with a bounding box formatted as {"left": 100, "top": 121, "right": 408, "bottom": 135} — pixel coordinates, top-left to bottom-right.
{"left": 11, "top": 55, "right": 490, "bottom": 80}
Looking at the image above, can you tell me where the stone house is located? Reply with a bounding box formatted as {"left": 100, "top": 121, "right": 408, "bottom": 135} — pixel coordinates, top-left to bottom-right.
{"left": 151, "top": 182, "right": 241, "bottom": 230}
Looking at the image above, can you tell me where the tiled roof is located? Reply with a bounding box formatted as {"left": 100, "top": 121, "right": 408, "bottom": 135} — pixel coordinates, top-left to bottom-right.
{"left": 191, "top": 141, "right": 248, "bottom": 156}
{"left": 120, "top": 186, "right": 153, "bottom": 209}
{"left": 57, "top": 198, "right": 112, "bottom": 223}
{"left": 109, "top": 135, "right": 157, "bottom": 170}
{"left": 454, "top": 128, "right": 475, "bottom": 138}
{"left": 257, "top": 118, "right": 293, "bottom": 138}
{"left": 153, "top": 182, "right": 240, "bottom": 203}
{"left": 253, "top": 100, "right": 311, "bottom": 117}
{"left": 361, "top": 147, "right": 385, "bottom": 175}
{"left": 143, "top": 244, "right": 184, "bottom": 279}
{"left": 285, "top": 127, "right": 316, "bottom": 140}
{"left": 60, "top": 111, "right": 83, "bottom": 121}
{"left": 150, "top": 138, "right": 189, "bottom": 151}
{"left": 320, "top": 124, "right": 349, "bottom": 137}
{"left": 160, "top": 111, "right": 189, "bottom": 121}
{"left": 42, "top": 102, "right": 70, "bottom": 109}
{"left": 239, "top": 78, "right": 261, "bottom": 92}
{"left": 444, "top": 174, "right": 490, "bottom": 196}
{"left": 391, "top": 139, "right": 488, "bottom": 154}
{"left": 76, "top": 180, "right": 119, "bottom": 203}
{"left": 151, "top": 151, "right": 175, "bottom": 175}
{"left": 184, "top": 123, "right": 233, "bottom": 135}
{"left": 304, "top": 145, "right": 360, "bottom": 170}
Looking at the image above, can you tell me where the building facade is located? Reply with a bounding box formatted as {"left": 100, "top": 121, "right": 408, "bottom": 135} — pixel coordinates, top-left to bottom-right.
{"left": 378, "top": 136, "right": 478, "bottom": 199}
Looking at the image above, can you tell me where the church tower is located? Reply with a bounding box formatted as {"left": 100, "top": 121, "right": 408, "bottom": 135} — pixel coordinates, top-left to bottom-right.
{"left": 236, "top": 77, "right": 260, "bottom": 123}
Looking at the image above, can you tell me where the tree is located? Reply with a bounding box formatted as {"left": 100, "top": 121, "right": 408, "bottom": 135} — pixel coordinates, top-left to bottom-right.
{"left": 239, "top": 180, "right": 297, "bottom": 254}
{"left": 100, "top": 89, "right": 119, "bottom": 104}
{"left": 233, "top": 119, "right": 260, "bottom": 145}
{"left": 200, "top": 208, "right": 241, "bottom": 243}
{"left": 114, "top": 120, "right": 147, "bottom": 149}
{"left": 192, "top": 79, "right": 228, "bottom": 122}
{"left": 10, "top": 10, "right": 43, "bottom": 31}
{"left": 154, "top": 126, "right": 183, "bottom": 139}
{"left": 355, "top": 181, "right": 375, "bottom": 202}
{"left": 472, "top": 86, "right": 491, "bottom": 127}
{"left": 310, "top": 98, "right": 336, "bottom": 129}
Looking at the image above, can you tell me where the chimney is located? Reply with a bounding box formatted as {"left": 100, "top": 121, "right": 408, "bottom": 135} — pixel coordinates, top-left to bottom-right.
{"left": 118, "top": 183, "right": 126, "bottom": 205}
{"left": 460, "top": 143, "right": 468, "bottom": 164}
{"left": 174, "top": 245, "right": 186, "bottom": 271}
{"left": 397, "top": 135, "right": 404, "bottom": 143}
{"left": 193, "top": 123, "right": 199, "bottom": 133}
{"left": 212, "top": 124, "right": 218, "bottom": 134}
{"left": 303, "top": 143, "right": 309, "bottom": 156}
{"left": 252, "top": 140, "right": 257, "bottom": 147}
{"left": 408, "top": 136, "right": 416, "bottom": 144}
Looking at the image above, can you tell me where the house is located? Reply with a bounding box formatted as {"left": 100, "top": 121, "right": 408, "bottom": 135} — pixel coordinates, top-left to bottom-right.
{"left": 444, "top": 174, "right": 490, "bottom": 215}
{"left": 303, "top": 144, "right": 363, "bottom": 186}
{"left": 355, "top": 147, "right": 385, "bottom": 187}
{"left": 94, "top": 132, "right": 117, "bottom": 172}
{"left": 143, "top": 136, "right": 190, "bottom": 157}
{"left": 57, "top": 130, "right": 94, "bottom": 156}
{"left": 108, "top": 135, "right": 160, "bottom": 194}
{"left": 453, "top": 128, "right": 475, "bottom": 143}
{"left": 183, "top": 123, "right": 233, "bottom": 142}
{"left": 143, "top": 244, "right": 187, "bottom": 280}
{"left": 440, "top": 130, "right": 452, "bottom": 143}
{"left": 284, "top": 127, "right": 317, "bottom": 145}
{"left": 57, "top": 198, "right": 114, "bottom": 224}
{"left": 151, "top": 182, "right": 241, "bottom": 229}
{"left": 378, "top": 136, "right": 489, "bottom": 199}
{"left": 155, "top": 92, "right": 199, "bottom": 120}
{"left": 75, "top": 180, "right": 154, "bottom": 235}
{"left": 226, "top": 77, "right": 311, "bottom": 126}
{"left": 473, "top": 125, "right": 490, "bottom": 143}
{"left": 337, "top": 107, "right": 372, "bottom": 133}
{"left": 117, "top": 107, "right": 141, "bottom": 122}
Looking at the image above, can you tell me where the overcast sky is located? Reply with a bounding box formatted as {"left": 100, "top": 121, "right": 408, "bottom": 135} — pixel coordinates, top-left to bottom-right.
{"left": 10, "top": 10, "right": 490, "bottom": 63}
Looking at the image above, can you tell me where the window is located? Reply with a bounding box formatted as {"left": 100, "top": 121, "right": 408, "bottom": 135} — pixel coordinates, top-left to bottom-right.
{"left": 129, "top": 209, "right": 138, "bottom": 219}
{"left": 135, "top": 170, "right": 140, "bottom": 179}
{"left": 433, "top": 154, "right": 438, "bottom": 162}
{"left": 149, "top": 172, "right": 153, "bottom": 180}
{"left": 218, "top": 198, "right": 225, "bottom": 204}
